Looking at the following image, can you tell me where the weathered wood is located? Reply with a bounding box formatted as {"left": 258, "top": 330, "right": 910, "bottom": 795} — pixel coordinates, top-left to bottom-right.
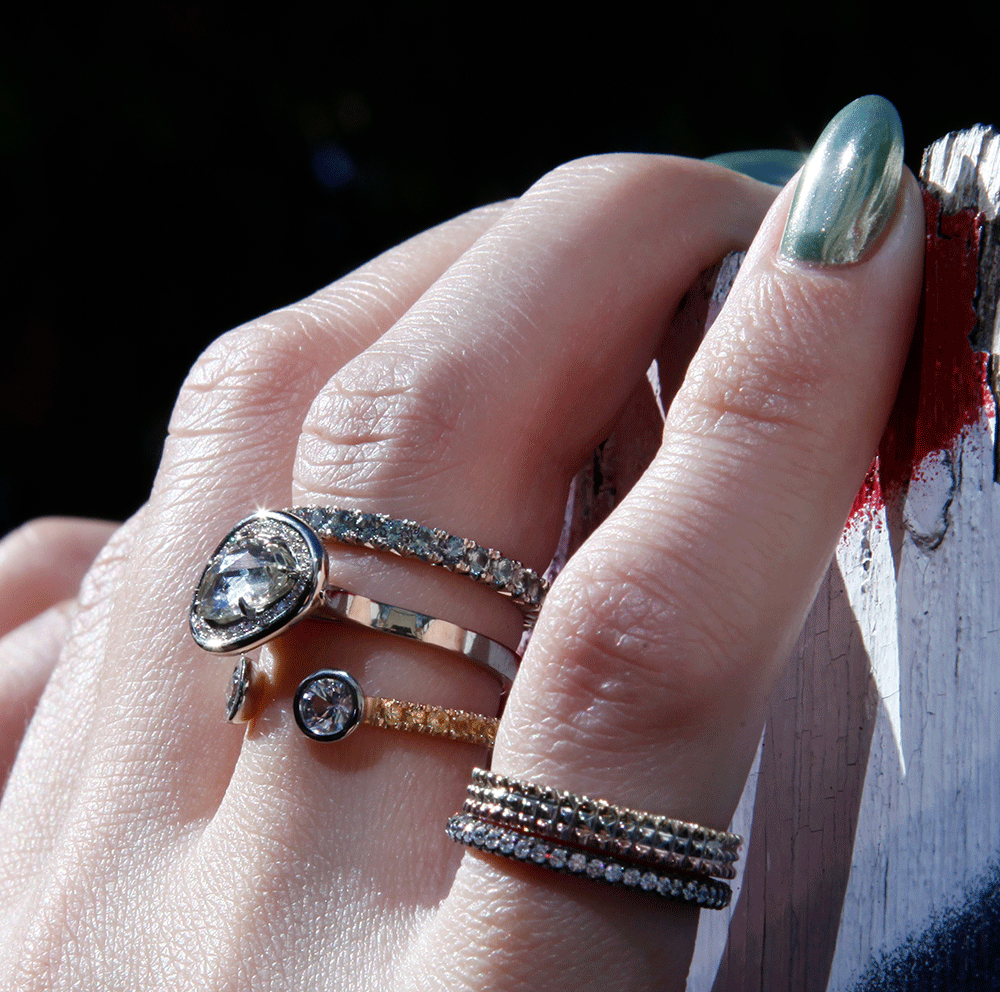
{"left": 556, "top": 127, "right": 1000, "bottom": 990}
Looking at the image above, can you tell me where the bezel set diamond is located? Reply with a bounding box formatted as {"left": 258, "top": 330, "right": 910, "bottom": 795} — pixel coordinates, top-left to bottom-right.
{"left": 294, "top": 670, "right": 499, "bottom": 747}
{"left": 190, "top": 511, "right": 326, "bottom": 654}
{"left": 288, "top": 506, "right": 547, "bottom": 625}
{"left": 446, "top": 814, "right": 732, "bottom": 910}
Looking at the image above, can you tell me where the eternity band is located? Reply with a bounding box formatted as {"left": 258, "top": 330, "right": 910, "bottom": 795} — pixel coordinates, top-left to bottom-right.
{"left": 447, "top": 813, "right": 732, "bottom": 910}
{"left": 289, "top": 506, "right": 548, "bottom": 625}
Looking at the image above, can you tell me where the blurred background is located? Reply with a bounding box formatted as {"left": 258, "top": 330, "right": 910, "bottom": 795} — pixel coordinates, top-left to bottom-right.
{"left": 3, "top": 5, "right": 996, "bottom": 535}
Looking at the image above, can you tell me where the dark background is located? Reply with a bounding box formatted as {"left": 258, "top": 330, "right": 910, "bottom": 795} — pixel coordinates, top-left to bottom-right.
{"left": 4, "top": 6, "right": 996, "bottom": 535}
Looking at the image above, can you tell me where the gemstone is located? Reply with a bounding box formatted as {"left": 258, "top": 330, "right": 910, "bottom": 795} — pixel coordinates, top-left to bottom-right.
{"left": 514, "top": 839, "right": 533, "bottom": 859}
{"left": 197, "top": 538, "right": 298, "bottom": 626}
{"left": 623, "top": 869, "right": 641, "bottom": 887}
{"left": 640, "top": 873, "right": 658, "bottom": 891}
{"left": 294, "top": 672, "right": 361, "bottom": 741}
{"left": 604, "top": 864, "right": 623, "bottom": 883}
{"left": 586, "top": 859, "right": 605, "bottom": 878}
{"left": 498, "top": 834, "right": 516, "bottom": 855}
{"left": 225, "top": 656, "right": 251, "bottom": 722}
{"left": 567, "top": 853, "right": 587, "bottom": 873}
{"left": 531, "top": 844, "right": 548, "bottom": 864}
{"left": 466, "top": 547, "right": 490, "bottom": 579}
{"left": 548, "top": 848, "right": 568, "bottom": 869}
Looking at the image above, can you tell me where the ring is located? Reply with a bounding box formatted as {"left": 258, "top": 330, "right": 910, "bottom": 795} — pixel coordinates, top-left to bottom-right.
{"left": 446, "top": 769, "right": 740, "bottom": 909}
{"left": 465, "top": 768, "right": 740, "bottom": 878}
{"left": 289, "top": 506, "right": 548, "bottom": 625}
{"left": 447, "top": 814, "right": 732, "bottom": 910}
{"left": 324, "top": 588, "right": 518, "bottom": 689}
{"left": 189, "top": 511, "right": 527, "bottom": 691}
{"left": 294, "top": 670, "right": 498, "bottom": 747}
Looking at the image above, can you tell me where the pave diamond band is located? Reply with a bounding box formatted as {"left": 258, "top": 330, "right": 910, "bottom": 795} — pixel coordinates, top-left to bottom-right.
{"left": 447, "top": 814, "right": 732, "bottom": 910}
{"left": 294, "top": 670, "right": 498, "bottom": 747}
{"left": 288, "top": 507, "right": 548, "bottom": 626}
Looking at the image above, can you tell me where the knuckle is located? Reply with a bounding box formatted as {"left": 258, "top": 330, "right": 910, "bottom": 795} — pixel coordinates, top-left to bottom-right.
{"left": 296, "top": 349, "right": 466, "bottom": 496}
{"left": 679, "top": 270, "right": 846, "bottom": 447}
{"left": 538, "top": 553, "right": 739, "bottom": 730}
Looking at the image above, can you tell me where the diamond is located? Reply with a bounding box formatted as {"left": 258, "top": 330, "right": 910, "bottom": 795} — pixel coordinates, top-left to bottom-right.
{"left": 485, "top": 830, "right": 501, "bottom": 850}
{"left": 514, "top": 839, "right": 533, "bottom": 859}
{"left": 466, "top": 547, "right": 491, "bottom": 579}
{"left": 548, "top": 848, "right": 568, "bottom": 869}
{"left": 604, "top": 864, "right": 623, "bottom": 883}
{"left": 586, "top": 859, "right": 605, "bottom": 878}
{"left": 197, "top": 538, "right": 298, "bottom": 626}
{"left": 294, "top": 672, "right": 361, "bottom": 741}
{"left": 567, "top": 853, "right": 587, "bottom": 873}
{"left": 640, "top": 873, "right": 658, "bottom": 891}
{"left": 498, "top": 834, "right": 516, "bottom": 855}
{"left": 441, "top": 534, "right": 466, "bottom": 567}
{"left": 623, "top": 869, "right": 641, "bottom": 887}
{"left": 531, "top": 844, "right": 548, "bottom": 864}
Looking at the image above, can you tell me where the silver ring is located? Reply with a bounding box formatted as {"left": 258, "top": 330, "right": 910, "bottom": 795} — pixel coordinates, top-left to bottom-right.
{"left": 190, "top": 510, "right": 519, "bottom": 690}
{"left": 324, "top": 589, "right": 518, "bottom": 688}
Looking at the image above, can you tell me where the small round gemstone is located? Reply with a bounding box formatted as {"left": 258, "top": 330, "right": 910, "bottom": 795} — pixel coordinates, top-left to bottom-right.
{"left": 294, "top": 672, "right": 361, "bottom": 741}
{"left": 623, "top": 868, "right": 641, "bottom": 887}
{"left": 586, "top": 859, "right": 605, "bottom": 879}
{"left": 498, "top": 834, "right": 516, "bottom": 855}
{"left": 472, "top": 824, "right": 488, "bottom": 846}
{"left": 531, "top": 844, "right": 548, "bottom": 864}
{"left": 514, "top": 839, "right": 533, "bottom": 860}
{"left": 640, "top": 872, "right": 658, "bottom": 891}
{"left": 548, "top": 848, "right": 568, "bottom": 869}
{"left": 604, "top": 864, "right": 623, "bottom": 883}
{"left": 485, "top": 830, "right": 501, "bottom": 850}
{"left": 568, "top": 853, "right": 587, "bottom": 873}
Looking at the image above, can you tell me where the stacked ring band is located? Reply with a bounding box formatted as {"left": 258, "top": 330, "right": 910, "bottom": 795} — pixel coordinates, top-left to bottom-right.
{"left": 294, "top": 670, "right": 498, "bottom": 746}
{"left": 447, "top": 769, "right": 741, "bottom": 909}
{"left": 289, "top": 506, "right": 548, "bottom": 626}
{"left": 324, "top": 589, "right": 518, "bottom": 688}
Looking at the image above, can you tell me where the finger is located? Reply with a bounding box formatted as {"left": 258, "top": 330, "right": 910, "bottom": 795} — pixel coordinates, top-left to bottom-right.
{"left": 0, "top": 518, "right": 117, "bottom": 638}
{"left": 433, "top": 98, "right": 924, "bottom": 988}
{"left": 0, "top": 600, "right": 76, "bottom": 791}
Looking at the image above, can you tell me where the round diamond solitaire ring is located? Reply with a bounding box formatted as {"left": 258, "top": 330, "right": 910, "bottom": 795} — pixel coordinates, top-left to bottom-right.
{"left": 294, "top": 670, "right": 498, "bottom": 747}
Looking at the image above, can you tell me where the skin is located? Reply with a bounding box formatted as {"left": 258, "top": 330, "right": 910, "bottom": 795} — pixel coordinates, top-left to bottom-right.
{"left": 0, "top": 153, "right": 923, "bottom": 991}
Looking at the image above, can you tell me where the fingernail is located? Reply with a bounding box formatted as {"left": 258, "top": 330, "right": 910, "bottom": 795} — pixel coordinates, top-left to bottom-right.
{"left": 705, "top": 149, "right": 806, "bottom": 187}
{"left": 780, "top": 95, "right": 904, "bottom": 265}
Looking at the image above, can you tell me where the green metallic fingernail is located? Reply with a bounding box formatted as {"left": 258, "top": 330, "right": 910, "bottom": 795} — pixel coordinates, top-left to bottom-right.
{"left": 780, "top": 95, "right": 904, "bottom": 265}
{"left": 705, "top": 149, "right": 806, "bottom": 187}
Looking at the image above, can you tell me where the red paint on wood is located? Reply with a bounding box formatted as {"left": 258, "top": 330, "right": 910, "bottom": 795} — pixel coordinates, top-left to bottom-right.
{"left": 849, "top": 192, "right": 989, "bottom": 521}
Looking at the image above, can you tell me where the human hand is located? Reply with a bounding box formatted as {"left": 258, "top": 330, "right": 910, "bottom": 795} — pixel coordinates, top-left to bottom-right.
{"left": 0, "top": 96, "right": 923, "bottom": 991}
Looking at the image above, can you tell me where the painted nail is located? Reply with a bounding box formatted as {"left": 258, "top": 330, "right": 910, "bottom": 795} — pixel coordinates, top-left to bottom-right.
{"left": 705, "top": 149, "right": 806, "bottom": 187}
{"left": 780, "top": 95, "right": 904, "bottom": 265}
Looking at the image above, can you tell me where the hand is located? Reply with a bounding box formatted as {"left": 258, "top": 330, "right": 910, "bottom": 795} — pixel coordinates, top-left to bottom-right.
{"left": 0, "top": 96, "right": 923, "bottom": 991}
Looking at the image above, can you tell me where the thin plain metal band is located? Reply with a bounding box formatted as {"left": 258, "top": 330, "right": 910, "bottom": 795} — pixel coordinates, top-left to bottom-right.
{"left": 461, "top": 796, "right": 738, "bottom": 880}
{"left": 288, "top": 506, "right": 548, "bottom": 626}
{"left": 446, "top": 814, "right": 732, "bottom": 910}
{"left": 322, "top": 588, "right": 519, "bottom": 688}
{"left": 471, "top": 767, "right": 742, "bottom": 852}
